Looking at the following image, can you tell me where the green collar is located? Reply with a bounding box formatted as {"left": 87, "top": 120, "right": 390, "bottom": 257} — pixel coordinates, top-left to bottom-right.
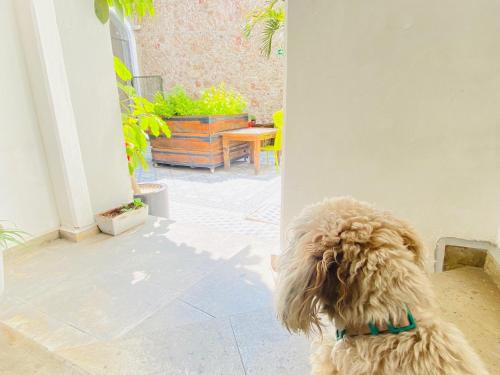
{"left": 336, "top": 307, "right": 417, "bottom": 340}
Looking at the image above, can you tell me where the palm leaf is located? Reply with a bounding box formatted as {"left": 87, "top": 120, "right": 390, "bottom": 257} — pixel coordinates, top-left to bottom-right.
{"left": 244, "top": 0, "right": 285, "bottom": 58}
{"left": 261, "top": 17, "right": 281, "bottom": 57}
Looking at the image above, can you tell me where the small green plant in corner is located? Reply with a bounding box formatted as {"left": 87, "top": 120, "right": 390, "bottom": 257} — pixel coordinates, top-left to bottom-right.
{"left": 0, "top": 224, "right": 27, "bottom": 250}
{"left": 114, "top": 56, "right": 171, "bottom": 193}
{"left": 119, "top": 198, "right": 145, "bottom": 213}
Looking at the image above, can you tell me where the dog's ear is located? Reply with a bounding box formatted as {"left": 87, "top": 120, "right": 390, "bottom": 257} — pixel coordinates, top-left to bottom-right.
{"left": 275, "top": 229, "right": 342, "bottom": 335}
{"left": 396, "top": 220, "right": 426, "bottom": 269}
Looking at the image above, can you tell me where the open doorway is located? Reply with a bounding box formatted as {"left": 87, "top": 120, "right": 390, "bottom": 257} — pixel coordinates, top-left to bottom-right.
{"left": 111, "top": 1, "right": 285, "bottom": 246}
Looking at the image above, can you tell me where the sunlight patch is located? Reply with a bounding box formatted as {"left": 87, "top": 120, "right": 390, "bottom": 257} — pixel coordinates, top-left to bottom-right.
{"left": 131, "top": 271, "right": 150, "bottom": 285}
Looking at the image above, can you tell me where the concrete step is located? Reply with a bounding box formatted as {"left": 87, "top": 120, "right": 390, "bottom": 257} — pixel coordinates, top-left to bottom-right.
{"left": 0, "top": 322, "right": 87, "bottom": 374}
{"left": 432, "top": 267, "right": 500, "bottom": 374}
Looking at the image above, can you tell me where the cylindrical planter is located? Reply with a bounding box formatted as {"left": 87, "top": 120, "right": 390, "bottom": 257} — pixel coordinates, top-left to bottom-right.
{"left": 134, "top": 182, "right": 169, "bottom": 219}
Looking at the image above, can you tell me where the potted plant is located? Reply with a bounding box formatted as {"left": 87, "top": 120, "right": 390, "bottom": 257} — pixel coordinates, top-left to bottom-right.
{"left": 150, "top": 84, "right": 250, "bottom": 173}
{"left": 96, "top": 198, "right": 148, "bottom": 236}
{"left": 114, "top": 57, "right": 171, "bottom": 218}
{"left": 0, "top": 224, "right": 26, "bottom": 295}
{"left": 248, "top": 115, "right": 257, "bottom": 127}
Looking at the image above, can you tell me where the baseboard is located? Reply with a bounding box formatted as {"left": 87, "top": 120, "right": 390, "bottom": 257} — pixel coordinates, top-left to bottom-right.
{"left": 59, "top": 224, "right": 100, "bottom": 242}
{"left": 3, "top": 223, "right": 101, "bottom": 256}
{"left": 3, "top": 229, "right": 60, "bottom": 256}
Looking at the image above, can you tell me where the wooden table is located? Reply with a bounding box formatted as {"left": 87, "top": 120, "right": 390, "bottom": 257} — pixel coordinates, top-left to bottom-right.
{"left": 221, "top": 128, "right": 277, "bottom": 174}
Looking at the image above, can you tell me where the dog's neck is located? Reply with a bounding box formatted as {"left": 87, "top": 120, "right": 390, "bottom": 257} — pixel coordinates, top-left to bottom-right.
{"left": 332, "top": 303, "right": 424, "bottom": 339}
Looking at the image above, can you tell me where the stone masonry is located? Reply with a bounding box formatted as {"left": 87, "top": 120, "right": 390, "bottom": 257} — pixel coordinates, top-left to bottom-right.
{"left": 134, "top": 0, "right": 285, "bottom": 123}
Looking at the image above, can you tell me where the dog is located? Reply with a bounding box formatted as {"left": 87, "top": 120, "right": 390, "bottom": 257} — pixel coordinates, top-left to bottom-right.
{"left": 274, "top": 197, "right": 489, "bottom": 375}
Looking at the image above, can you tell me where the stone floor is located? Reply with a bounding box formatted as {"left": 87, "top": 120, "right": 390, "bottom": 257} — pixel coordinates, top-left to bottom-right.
{"left": 135, "top": 151, "right": 282, "bottom": 244}
{"left": 1, "top": 217, "right": 309, "bottom": 374}
{"left": 3, "top": 156, "right": 498, "bottom": 374}
{"left": 432, "top": 266, "right": 500, "bottom": 374}
{"left": 0, "top": 322, "right": 85, "bottom": 375}
{"left": 0, "top": 156, "right": 313, "bottom": 374}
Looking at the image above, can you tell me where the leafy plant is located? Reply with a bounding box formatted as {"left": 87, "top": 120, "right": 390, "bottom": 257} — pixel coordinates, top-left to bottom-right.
{"left": 243, "top": 0, "right": 286, "bottom": 58}
{"left": 154, "top": 86, "right": 196, "bottom": 117}
{"left": 0, "top": 224, "right": 26, "bottom": 250}
{"left": 132, "top": 197, "right": 144, "bottom": 208}
{"left": 154, "top": 84, "right": 248, "bottom": 118}
{"left": 197, "top": 84, "right": 247, "bottom": 115}
{"left": 119, "top": 198, "right": 144, "bottom": 213}
{"left": 95, "top": 0, "right": 155, "bottom": 24}
{"left": 114, "top": 56, "right": 171, "bottom": 176}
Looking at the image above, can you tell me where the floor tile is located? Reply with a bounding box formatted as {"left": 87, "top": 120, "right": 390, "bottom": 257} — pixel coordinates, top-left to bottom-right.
{"left": 58, "top": 319, "right": 246, "bottom": 375}
{"left": 180, "top": 244, "right": 276, "bottom": 318}
{"left": 230, "top": 308, "right": 311, "bottom": 375}
{"left": 125, "top": 299, "right": 215, "bottom": 337}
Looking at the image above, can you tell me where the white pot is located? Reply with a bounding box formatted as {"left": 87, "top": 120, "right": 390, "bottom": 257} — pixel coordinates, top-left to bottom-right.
{"left": 135, "top": 183, "right": 169, "bottom": 219}
{"left": 96, "top": 205, "right": 148, "bottom": 236}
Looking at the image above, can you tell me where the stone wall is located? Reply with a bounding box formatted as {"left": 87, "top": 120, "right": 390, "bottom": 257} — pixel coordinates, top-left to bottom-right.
{"left": 134, "top": 0, "right": 285, "bottom": 123}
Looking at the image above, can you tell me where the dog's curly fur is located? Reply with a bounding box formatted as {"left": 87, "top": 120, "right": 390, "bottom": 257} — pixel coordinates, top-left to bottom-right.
{"left": 275, "top": 197, "right": 489, "bottom": 375}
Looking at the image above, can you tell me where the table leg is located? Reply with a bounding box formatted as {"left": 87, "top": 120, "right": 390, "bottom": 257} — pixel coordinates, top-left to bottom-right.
{"left": 222, "top": 138, "right": 230, "bottom": 169}
{"left": 249, "top": 143, "right": 255, "bottom": 164}
{"left": 253, "top": 140, "right": 261, "bottom": 174}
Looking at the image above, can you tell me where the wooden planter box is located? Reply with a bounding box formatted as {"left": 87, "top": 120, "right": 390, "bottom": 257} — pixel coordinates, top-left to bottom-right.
{"left": 150, "top": 114, "right": 249, "bottom": 172}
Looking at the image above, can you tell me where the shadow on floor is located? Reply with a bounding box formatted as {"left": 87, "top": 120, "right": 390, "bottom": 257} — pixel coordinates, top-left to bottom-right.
{"left": 0, "top": 217, "right": 309, "bottom": 375}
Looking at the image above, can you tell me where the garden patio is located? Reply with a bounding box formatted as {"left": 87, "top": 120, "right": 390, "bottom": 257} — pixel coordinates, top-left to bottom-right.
{"left": 2, "top": 0, "right": 500, "bottom": 374}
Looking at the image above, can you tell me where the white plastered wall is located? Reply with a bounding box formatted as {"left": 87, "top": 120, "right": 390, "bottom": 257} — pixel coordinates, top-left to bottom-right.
{"left": 283, "top": 0, "right": 500, "bottom": 253}
{"left": 52, "top": 0, "right": 132, "bottom": 214}
{"left": 0, "top": 0, "right": 60, "bottom": 237}
{"left": 0, "top": 0, "right": 132, "bottom": 238}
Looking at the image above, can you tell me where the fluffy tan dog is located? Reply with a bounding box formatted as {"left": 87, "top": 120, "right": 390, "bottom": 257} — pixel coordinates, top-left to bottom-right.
{"left": 275, "top": 197, "right": 489, "bottom": 375}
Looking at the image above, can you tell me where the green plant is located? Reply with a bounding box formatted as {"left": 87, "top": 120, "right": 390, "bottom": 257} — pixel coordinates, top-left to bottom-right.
{"left": 154, "top": 86, "right": 196, "bottom": 117}
{"left": 132, "top": 198, "right": 144, "bottom": 208}
{"left": 154, "top": 84, "right": 248, "bottom": 117}
{"left": 95, "top": 0, "right": 155, "bottom": 24}
{"left": 114, "top": 56, "right": 171, "bottom": 176}
{"left": 243, "top": 0, "right": 286, "bottom": 58}
{"left": 197, "top": 84, "right": 247, "bottom": 115}
{"left": 0, "top": 224, "right": 26, "bottom": 250}
{"left": 119, "top": 198, "right": 144, "bottom": 213}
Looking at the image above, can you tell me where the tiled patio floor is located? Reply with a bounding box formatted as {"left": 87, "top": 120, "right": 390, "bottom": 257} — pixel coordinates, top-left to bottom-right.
{"left": 135, "top": 151, "right": 282, "bottom": 243}
{"left": 0, "top": 154, "right": 311, "bottom": 374}
{"left": 1, "top": 217, "right": 309, "bottom": 374}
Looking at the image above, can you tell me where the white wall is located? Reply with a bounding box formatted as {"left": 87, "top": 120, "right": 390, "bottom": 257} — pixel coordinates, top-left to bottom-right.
{"left": 0, "top": 0, "right": 132, "bottom": 240}
{"left": 284, "top": 0, "right": 500, "bottom": 251}
{"left": 53, "top": 0, "right": 132, "bottom": 214}
{"left": 0, "top": 0, "right": 60, "bottom": 237}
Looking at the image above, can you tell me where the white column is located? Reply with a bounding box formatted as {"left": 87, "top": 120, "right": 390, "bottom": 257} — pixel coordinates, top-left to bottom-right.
{"left": 14, "top": 0, "right": 95, "bottom": 234}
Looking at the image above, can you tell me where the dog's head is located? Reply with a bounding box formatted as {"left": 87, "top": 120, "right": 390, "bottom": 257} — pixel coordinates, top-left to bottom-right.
{"left": 275, "top": 197, "right": 430, "bottom": 334}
